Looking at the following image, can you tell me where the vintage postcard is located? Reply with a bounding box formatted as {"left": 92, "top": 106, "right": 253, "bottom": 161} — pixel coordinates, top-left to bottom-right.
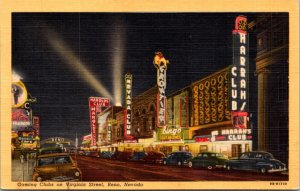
{"left": 0, "top": 0, "right": 299, "bottom": 190}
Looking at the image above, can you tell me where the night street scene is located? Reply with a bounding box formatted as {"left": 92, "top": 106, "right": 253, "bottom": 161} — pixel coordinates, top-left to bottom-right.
{"left": 11, "top": 13, "right": 289, "bottom": 182}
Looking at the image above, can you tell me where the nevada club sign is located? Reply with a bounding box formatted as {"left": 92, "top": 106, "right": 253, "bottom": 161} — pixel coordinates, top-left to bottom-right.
{"left": 124, "top": 73, "right": 132, "bottom": 138}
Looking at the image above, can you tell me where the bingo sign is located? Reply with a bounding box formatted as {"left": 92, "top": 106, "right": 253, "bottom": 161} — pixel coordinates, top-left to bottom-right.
{"left": 153, "top": 52, "right": 169, "bottom": 127}
{"left": 124, "top": 73, "right": 132, "bottom": 139}
{"left": 230, "top": 15, "right": 249, "bottom": 112}
{"left": 89, "top": 97, "right": 110, "bottom": 146}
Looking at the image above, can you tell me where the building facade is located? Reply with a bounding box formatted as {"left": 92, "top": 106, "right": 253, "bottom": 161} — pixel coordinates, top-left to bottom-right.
{"left": 252, "top": 13, "right": 289, "bottom": 164}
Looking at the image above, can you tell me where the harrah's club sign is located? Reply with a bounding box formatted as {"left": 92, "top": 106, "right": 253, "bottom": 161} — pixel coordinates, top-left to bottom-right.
{"left": 124, "top": 73, "right": 132, "bottom": 139}
{"left": 153, "top": 52, "right": 169, "bottom": 127}
{"left": 230, "top": 16, "right": 249, "bottom": 112}
{"left": 88, "top": 97, "right": 110, "bottom": 146}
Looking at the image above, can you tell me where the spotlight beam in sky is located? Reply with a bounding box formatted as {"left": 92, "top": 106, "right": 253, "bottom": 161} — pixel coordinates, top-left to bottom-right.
{"left": 45, "top": 29, "right": 113, "bottom": 100}
{"left": 112, "top": 24, "right": 125, "bottom": 107}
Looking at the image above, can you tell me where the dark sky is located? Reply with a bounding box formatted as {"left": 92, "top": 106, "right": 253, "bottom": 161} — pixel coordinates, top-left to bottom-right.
{"left": 12, "top": 13, "right": 257, "bottom": 141}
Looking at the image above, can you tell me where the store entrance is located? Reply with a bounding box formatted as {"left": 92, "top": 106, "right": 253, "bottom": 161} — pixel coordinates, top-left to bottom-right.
{"left": 231, "top": 144, "right": 242, "bottom": 157}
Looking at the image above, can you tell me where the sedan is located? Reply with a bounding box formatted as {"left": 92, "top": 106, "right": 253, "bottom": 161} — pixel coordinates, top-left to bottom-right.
{"left": 187, "top": 152, "right": 228, "bottom": 170}
{"left": 143, "top": 151, "right": 165, "bottom": 164}
{"left": 163, "top": 151, "right": 193, "bottom": 166}
{"left": 225, "top": 151, "right": 287, "bottom": 173}
{"left": 33, "top": 153, "right": 82, "bottom": 181}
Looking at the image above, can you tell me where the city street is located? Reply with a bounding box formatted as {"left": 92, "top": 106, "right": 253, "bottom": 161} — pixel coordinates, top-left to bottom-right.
{"left": 75, "top": 155, "right": 288, "bottom": 181}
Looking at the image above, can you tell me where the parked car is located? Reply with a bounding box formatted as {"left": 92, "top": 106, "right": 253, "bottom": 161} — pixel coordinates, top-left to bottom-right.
{"left": 187, "top": 151, "right": 228, "bottom": 170}
{"left": 163, "top": 151, "right": 193, "bottom": 166}
{"left": 78, "top": 150, "right": 85, "bottom": 155}
{"left": 33, "top": 153, "right": 82, "bottom": 181}
{"left": 225, "top": 151, "right": 287, "bottom": 173}
{"left": 116, "top": 151, "right": 133, "bottom": 161}
{"left": 86, "top": 151, "right": 100, "bottom": 157}
{"left": 143, "top": 151, "right": 165, "bottom": 164}
{"left": 39, "top": 147, "right": 63, "bottom": 155}
{"left": 129, "top": 151, "right": 146, "bottom": 162}
{"left": 100, "top": 151, "right": 115, "bottom": 159}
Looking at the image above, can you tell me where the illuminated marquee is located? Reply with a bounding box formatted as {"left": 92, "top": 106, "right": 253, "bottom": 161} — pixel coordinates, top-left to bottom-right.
{"left": 230, "top": 15, "right": 249, "bottom": 112}
{"left": 211, "top": 128, "right": 252, "bottom": 141}
{"left": 89, "top": 97, "right": 110, "bottom": 146}
{"left": 124, "top": 74, "right": 132, "bottom": 137}
{"left": 153, "top": 52, "right": 169, "bottom": 127}
{"left": 82, "top": 134, "right": 92, "bottom": 141}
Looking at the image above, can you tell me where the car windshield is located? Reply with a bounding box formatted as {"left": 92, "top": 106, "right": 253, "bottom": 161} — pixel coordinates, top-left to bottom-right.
{"left": 38, "top": 156, "right": 71, "bottom": 166}
{"left": 239, "top": 153, "right": 249, "bottom": 159}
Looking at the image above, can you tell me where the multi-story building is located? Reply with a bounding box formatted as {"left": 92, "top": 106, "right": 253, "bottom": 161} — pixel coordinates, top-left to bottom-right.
{"left": 251, "top": 13, "right": 289, "bottom": 164}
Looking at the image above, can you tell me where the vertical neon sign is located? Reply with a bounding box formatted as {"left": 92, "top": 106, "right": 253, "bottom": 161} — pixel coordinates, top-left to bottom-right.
{"left": 153, "top": 52, "right": 169, "bottom": 127}
{"left": 230, "top": 15, "right": 249, "bottom": 112}
{"left": 230, "top": 15, "right": 249, "bottom": 128}
{"left": 124, "top": 73, "right": 132, "bottom": 138}
{"left": 88, "top": 97, "right": 110, "bottom": 146}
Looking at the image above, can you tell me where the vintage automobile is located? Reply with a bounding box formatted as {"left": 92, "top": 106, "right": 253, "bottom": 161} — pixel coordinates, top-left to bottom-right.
{"left": 38, "top": 147, "right": 63, "bottom": 155}
{"left": 224, "top": 151, "right": 287, "bottom": 173}
{"left": 112, "top": 151, "right": 133, "bottom": 161}
{"left": 33, "top": 153, "right": 82, "bottom": 181}
{"left": 187, "top": 151, "right": 228, "bottom": 170}
{"left": 100, "top": 151, "right": 115, "bottom": 159}
{"left": 163, "top": 151, "right": 193, "bottom": 166}
{"left": 142, "top": 151, "right": 165, "bottom": 164}
{"left": 129, "top": 151, "right": 147, "bottom": 162}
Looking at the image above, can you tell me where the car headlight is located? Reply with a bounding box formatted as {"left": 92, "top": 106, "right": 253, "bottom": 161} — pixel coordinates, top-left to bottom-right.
{"left": 75, "top": 171, "right": 80, "bottom": 177}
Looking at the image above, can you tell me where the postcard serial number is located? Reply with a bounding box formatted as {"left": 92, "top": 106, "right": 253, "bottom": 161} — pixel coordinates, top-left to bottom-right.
{"left": 270, "top": 182, "right": 287, "bottom": 186}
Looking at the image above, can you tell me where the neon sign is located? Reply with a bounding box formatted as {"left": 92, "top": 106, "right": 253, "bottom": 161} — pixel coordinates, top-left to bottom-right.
{"left": 88, "top": 97, "right": 110, "bottom": 146}
{"left": 153, "top": 52, "right": 169, "bottom": 127}
{"left": 124, "top": 73, "right": 132, "bottom": 137}
{"left": 230, "top": 15, "right": 249, "bottom": 112}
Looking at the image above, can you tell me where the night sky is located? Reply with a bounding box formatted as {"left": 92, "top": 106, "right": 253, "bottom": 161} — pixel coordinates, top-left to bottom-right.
{"left": 12, "top": 13, "right": 257, "bottom": 142}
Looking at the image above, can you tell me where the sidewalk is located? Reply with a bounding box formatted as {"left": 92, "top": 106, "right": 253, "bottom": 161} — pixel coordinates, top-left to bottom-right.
{"left": 12, "top": 158, "right": 35, "bottom": 182}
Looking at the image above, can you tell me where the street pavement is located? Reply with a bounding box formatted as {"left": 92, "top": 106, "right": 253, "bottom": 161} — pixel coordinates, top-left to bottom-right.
{"left": 10, "top": 154, "right": 289, "bottom": 182}
{"left": 12, "top": 158, "right": 35, "bottom": 182}
{"left": 75, "top": 155, "right": 289, "bottom": 181}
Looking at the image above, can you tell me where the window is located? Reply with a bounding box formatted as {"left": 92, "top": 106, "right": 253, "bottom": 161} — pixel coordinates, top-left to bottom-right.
{"left": 239, "top": 153, "right": 249, "bottom": 159}
{"left": 202, "top": 154, "right": 208, "bottom": 158}
{"left": 255, "top": 154, "right": 263, "bottom": 159}
{"left": 56, "top": 156, "right": 71, "bottom": 164}
{"left": 38, "top": 157, "right": 55, "bottom": 166}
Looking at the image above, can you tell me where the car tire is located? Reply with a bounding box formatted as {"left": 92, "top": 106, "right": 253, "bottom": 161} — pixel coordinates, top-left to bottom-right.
{"left": 188, "top": 161, "right": 193, "bottom": 168}
{"left": 226, "top": 165, "right": 231, "bottom": 170}
{"left": 260, "top": 167, "right": 268, "bottom": 173}
{"left": 177, "top": 161, "right": 182, "bottom": 166}
{"left": 207, "top": 165, "right": 213, "bottom": 170}
{"left": 163, "top": 160, "right": 167, "bottom": 165}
